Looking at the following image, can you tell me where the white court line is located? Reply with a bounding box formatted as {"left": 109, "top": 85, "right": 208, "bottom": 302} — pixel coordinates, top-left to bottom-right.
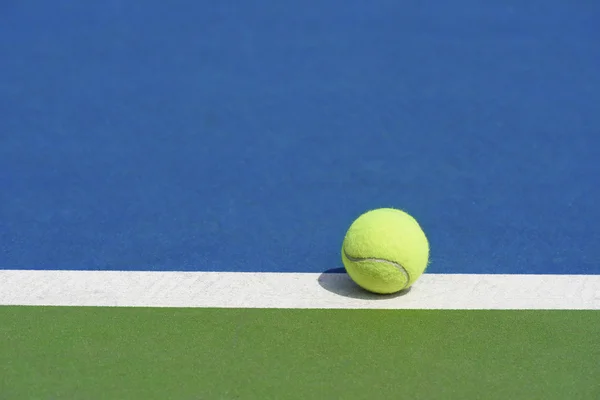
{"left": 0, "top": 270, "right": 599, "bottom": 310}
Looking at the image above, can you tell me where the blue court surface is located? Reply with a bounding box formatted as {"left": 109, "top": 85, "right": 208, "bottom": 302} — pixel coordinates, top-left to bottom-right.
{"left": 1, "top": 1, "right": 599, "bottom": 277}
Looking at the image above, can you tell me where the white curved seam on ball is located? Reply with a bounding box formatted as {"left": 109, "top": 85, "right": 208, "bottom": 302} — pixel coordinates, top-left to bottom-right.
{"left": 343, "top": 248, "right": 410, "bottom": 289}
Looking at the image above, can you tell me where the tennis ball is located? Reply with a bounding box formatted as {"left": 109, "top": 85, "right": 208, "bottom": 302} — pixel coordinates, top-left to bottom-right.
{"left": 341, "top": 208, "right": 429, "bottom": 294}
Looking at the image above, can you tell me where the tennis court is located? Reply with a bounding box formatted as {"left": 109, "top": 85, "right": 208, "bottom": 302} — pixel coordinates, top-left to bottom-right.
{"left": 1, "top": 1, "right": 599, "bottom": 399}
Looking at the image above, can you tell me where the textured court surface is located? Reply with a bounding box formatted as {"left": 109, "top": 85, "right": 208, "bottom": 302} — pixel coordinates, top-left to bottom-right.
{"left": 2, "top": 307, "right": 599, "bottom": 400}
{"left": 1, "top": 1, "right": 599, "bottom": 399}
{"left": 2, "top": 1, "right": 599, "bottom": 274}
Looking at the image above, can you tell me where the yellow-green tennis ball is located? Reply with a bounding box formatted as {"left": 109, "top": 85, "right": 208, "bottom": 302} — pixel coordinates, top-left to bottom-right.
{"left": 341, "top": 208, "right": 429, "bottom": 294}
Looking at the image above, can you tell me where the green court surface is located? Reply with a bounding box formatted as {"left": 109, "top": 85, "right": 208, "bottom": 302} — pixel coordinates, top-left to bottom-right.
{"left": 1, "top": 307, "right": 598, "bottom": 399}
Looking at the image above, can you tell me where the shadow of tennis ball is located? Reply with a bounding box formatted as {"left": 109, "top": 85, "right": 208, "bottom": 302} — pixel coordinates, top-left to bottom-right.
{"left": 318, "top": 267, "right": 411, "bottom": 300}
